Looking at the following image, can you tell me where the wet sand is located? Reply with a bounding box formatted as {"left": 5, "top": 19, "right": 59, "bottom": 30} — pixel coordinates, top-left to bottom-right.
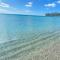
{"left": 26, "top": 40, "right": 60, "bottom": 60}
{"left": 0, "top": 30, "right": 60, "bottom": 60}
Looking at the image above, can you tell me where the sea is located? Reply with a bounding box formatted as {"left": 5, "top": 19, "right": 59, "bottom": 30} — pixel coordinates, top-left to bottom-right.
{"left": 0, "top": 14, "right": 60, "bottom": 60}
{"left": 0, "top": 14, "right": 60, "bottom": 43}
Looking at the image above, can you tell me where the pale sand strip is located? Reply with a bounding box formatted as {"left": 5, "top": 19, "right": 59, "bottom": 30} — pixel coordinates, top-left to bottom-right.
{"left": 25, "top": 38, "right": 60, "bottom": 60}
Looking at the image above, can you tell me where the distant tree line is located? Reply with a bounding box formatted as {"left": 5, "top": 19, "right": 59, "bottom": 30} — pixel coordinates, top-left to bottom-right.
{"left": 45, "top": 13, "right": 60, "bottom": 16}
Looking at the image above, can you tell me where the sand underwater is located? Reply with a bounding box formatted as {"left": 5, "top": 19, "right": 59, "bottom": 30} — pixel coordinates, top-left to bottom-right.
{"left": 0, "top": 14, "right": 60, "bottom": 60}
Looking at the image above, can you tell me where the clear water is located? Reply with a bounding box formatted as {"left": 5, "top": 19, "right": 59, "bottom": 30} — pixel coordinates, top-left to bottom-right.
{"left": 0, "top": 14, "right": 60, "bottom": 43}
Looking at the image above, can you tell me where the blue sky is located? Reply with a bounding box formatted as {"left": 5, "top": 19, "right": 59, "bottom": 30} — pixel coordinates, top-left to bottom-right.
{"left": 0, "top": 0, "right": 60, "bottom": 15}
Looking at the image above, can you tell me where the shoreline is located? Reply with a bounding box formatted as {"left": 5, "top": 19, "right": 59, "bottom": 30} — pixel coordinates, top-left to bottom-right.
{"left": 0, "top": 30, "right": 60, "bottom": 60}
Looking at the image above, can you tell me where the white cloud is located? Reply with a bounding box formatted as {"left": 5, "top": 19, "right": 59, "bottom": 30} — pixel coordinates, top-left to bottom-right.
{"left": 0, "top": 8, "right": 32, "bottom": 14}
{"left": 44, "top": 3, "right": 56, "bottom": 7}
{"left": 25, "top": 2, "right": 32, "bottom": 7}
{"left": 0, "top": 9, "right": 11, "bottom": 14}
{"left": 0, "top": 2, "right": 10, "bottom": 8}
{"left": 57, "top": 0, "right": 60, "bottom": 3}
{"left": 0, "top": 2, "right": 32, "bottom": 14}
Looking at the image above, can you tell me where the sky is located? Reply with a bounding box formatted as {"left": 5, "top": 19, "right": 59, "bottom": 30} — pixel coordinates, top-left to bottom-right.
{"left": 0, "top": 0, "right": 60, "bottom": 15}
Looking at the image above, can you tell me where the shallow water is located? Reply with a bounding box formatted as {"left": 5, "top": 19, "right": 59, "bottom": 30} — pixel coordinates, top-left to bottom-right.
{"left": 0, "top": 14, "right": 60, "bottom": 43}
{"left": 0, "top": 14, "right": 60, "bottom": 60}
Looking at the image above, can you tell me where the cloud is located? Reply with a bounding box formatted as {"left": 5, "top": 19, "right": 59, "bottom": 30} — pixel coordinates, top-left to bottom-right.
{"left": 0, "top": 2, "right": 10, "bottom": 8}
{"left": 0, "top": 9, "right": 11, "bottom": 14}
{"left": 0, "top": 2, "right": 32, "bottom": 14}
{"left": 57, "top": 0, "right": 60, "bottom": 3}
{"left": 44, "top": 3, "right": 56, "bottom": 7}
{"left": 25, "top": 2, "right": 32, "bottom": 7}
{"left": 0, "top": 7, "right": 32, "bottom": 14}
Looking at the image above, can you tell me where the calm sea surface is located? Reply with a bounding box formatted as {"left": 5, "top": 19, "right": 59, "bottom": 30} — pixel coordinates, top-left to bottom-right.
{"left": 0, "top": 14, "right": 60, "bottom": 43}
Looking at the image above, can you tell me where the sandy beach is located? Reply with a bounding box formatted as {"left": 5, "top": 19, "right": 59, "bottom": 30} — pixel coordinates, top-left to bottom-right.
{"left": 26, "top": 40, "right": 60, "bottom": 60}
{"left": 0, "top": 30, "right": 60, "bottom": 60}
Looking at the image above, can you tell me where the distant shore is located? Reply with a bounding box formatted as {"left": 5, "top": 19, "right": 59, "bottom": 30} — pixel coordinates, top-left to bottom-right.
{"left": 45, "top": 13, "right": 60, "bottom": 16}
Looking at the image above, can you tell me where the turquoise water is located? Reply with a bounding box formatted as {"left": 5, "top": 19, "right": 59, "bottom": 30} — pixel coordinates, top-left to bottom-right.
{"left": 0, "top": 14, "right": 60, "bottom": 60}
{"left": 0, "top": 14, "right": 60, "bottom": 43}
